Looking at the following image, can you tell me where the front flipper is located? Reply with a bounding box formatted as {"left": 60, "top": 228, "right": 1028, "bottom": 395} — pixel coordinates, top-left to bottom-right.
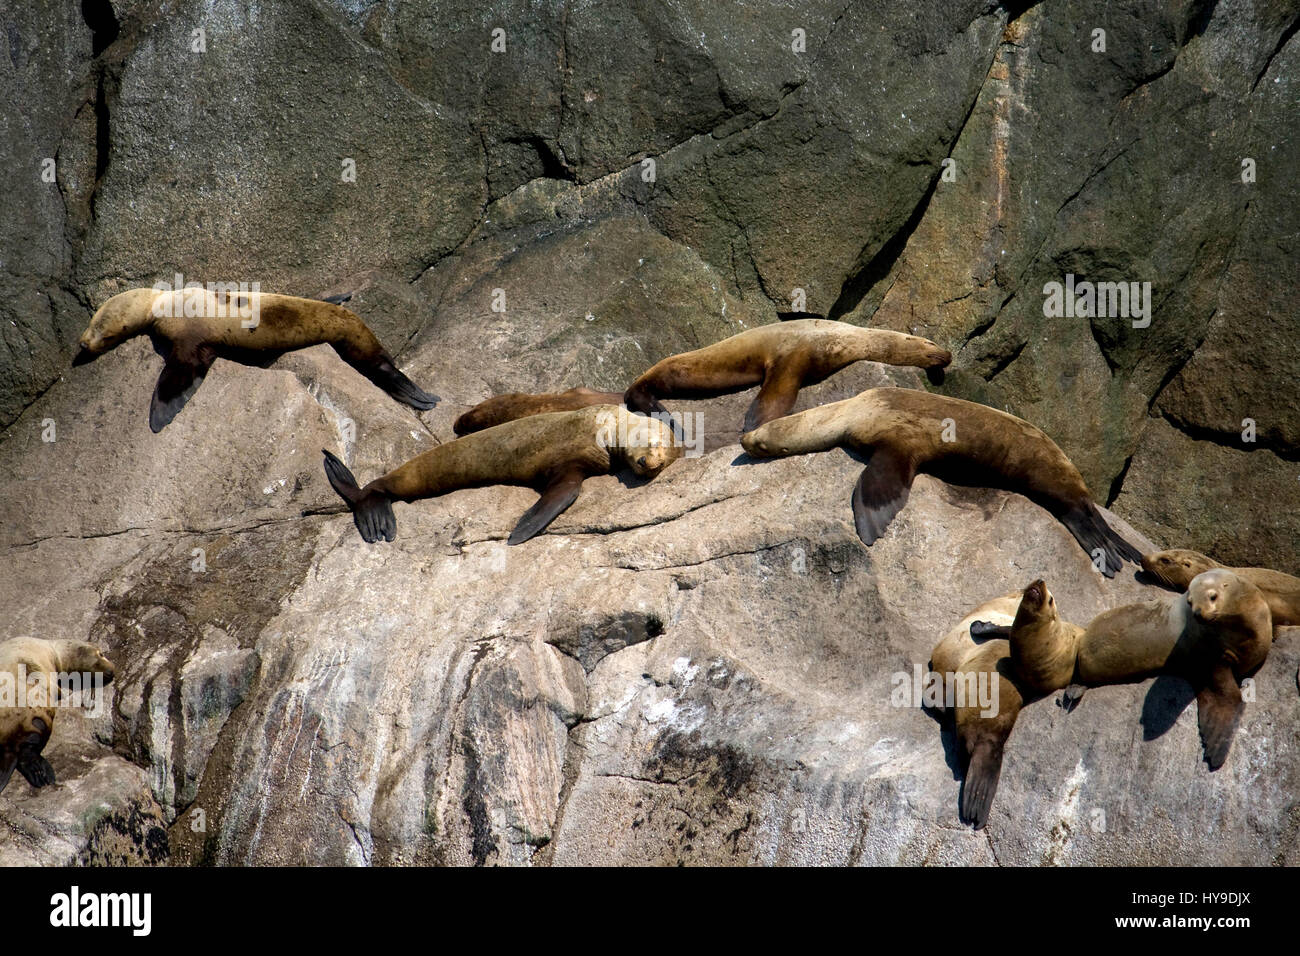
{"left": 959, "top": 736, "right": 1006, "bottom": 830}
{"left": 150, "top": 343, "right": 216, "bottom": 432}
{"left": 0, "top": 752, "right": 17, "bottom": 795}
{"left": 851, "top": 446, "right": 916, "bottom": 546}
{"left": 970, "top": 621, "right": 1013, "bottom": 639}
{"left": 743, "top": 360, "right": 807, "bottom": 432}
{"left": 508, "top": 469, "right": 587, "bottom": 545}
{"left": 1060, "top": 684, "right": 1087, "bottom": 712}
{"left": 1196, "top": 666, "right": 1244, "bottom": 770}
{"left": 15, "top": 718, "right": 54, "bottom": 789}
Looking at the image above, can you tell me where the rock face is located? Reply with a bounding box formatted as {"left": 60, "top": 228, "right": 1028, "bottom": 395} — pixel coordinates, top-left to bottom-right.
{"left": 1, "top": 0, "right": 1297, "bottom": 865}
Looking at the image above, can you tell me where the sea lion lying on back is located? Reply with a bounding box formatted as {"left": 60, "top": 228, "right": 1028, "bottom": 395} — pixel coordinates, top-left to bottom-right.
{"left": 453, "top": 387, "right": 624, "bottom": 435}
{"left": 73, "top": 287, "right": 440, "bottom": 431}
{"left": 1067, "top": 568, "right": 1273, "bottom": 769}
{"left": 323, "top": 405, "right": 680, "bottom": 545}
{"left": 1142, "top": 549, "right": 1300, "bottom": 630}
{"left": 0, "top": 638, "right": 116, "bottom": 795}
{"left": 623, "top": 318, "right": 951, "bottom": 432}
{"left": 741, "top": 387, "right": 1142, "bottom": 576}
{"left": 930, "top": 580, "right": 1083, "bottom": 829}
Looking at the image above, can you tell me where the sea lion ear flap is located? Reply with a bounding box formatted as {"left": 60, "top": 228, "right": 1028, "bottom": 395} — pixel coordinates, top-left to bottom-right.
{"left": 850, "top": 448, "right": 916, "bottom": 546}
{"left": 149, "top": 344, "right": 216, "bottom": 432}
{"left": 508, "top": 469, "right": 586, "bottom": 545}
{"left": 1196, "top": 666, "right": 1244, "bottom": 770}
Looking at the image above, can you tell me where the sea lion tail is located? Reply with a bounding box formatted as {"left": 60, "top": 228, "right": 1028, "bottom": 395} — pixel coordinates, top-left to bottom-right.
{"left": 322, "top": 449, "right": 397, "bottom": 543}
{"left": 1060, "top": 502, "right": 1143, "bottom": 578}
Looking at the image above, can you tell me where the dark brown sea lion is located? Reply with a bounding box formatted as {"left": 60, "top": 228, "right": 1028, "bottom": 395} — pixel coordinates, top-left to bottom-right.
{"left": 623, "top": 318, "right": 951, "bottom": 432}
{"left": 0, "top": 638, "right": 116, "bottom": 795}
{"left": 453, "top": 387, "right": 623, "bottom": 435}
{"left": 73, "top": 287, "right": 439, "bottom": 431}
{"left": 741, "top": 387, "right": 1142, "bottom": 576}
{"left": 323, "top": 405, "right": 680, "bottom": 545}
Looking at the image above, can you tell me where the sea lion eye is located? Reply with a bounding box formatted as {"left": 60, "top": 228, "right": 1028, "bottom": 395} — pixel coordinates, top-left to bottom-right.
{"left": 638, "top": 456, "right": 646, "bottom": 467}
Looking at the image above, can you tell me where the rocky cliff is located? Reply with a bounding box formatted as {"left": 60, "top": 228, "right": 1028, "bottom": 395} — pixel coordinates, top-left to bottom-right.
{"left": 1, "top": 0, "right": 1297, "bottom": 865}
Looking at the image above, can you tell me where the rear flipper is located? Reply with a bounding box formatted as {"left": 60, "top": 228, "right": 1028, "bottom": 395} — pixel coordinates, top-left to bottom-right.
{"left": 1058, "top": 501, "right": 1143, "bottom": 578}
{"left": 970, "top": 620, "right": 1012, "bottom": 640}
{"left": 322, "top": 449, "right": 397, "bottom": 543}
{"left": 624, "top": 383, "right": 685, "bottom": 442}
{"left": 1196, "top": 666, "right": 1244, "bottom": 770}
{"left": 851, "top": 447, "right": 916, "bottom": 546}
{"left": 959, "top": 736, "right": 1006, "bottom": 830}
{"left": 349, "top": 353, "right": 439, "bottom": 411}
{"left": 508, "top": 469, "right": 587, "bottom": 545}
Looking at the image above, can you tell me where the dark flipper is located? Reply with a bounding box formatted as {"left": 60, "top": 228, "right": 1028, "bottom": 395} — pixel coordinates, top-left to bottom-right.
{"left": 959, "top": 737, "right": 1006, "bottom": 830}
{"left": 350, "top": 354, "right": 439, "bottom": 411}
{"left": 1058, "top": 501, "right": 1143, "bottom": 578}
{"left": 320, "top": 292, "right": 352, "bottom": 305}
{"left": 969, "top": 620, "right": 1013, "bottom": 639}
{"left": 508, "top": 469, "right": 587, "bottom": 545}
{"left": 623, "top": 383, "right": 685, "bottom": 441}
{"left": 1196, "top": 666, "right": 1244, "bottom": 770}
{"left": 0, "top": 752, "right": 17, "bottom": 795}
{"left": 743, "top": 361, "right": 805, "bottom": 432}
{"left": 322, "top": 449, "right": 397, "bottom": 543}
{"left": 14, "top": 718, "right": 53, "bottom": 789}
{"left": 850, "top": 447, "right": 916, "bottom": 546}
{"left": 17, "top": 754, "right": 55, "bottom": 788}
{"left": 149, "top": 344, "right": 216, "bottom": 432}
{"left": 1061, "top": 684, "right": 1087, "bottom": 712}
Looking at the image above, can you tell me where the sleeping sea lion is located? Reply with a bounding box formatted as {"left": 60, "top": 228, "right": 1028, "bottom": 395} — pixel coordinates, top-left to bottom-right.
{"left": 323, "top": 404, "right": 680, "bottom": 545}
{"left": 741, "top": 387, "right": 1142, "bottom": 576}
{"left": 453, "top": 387, "right": 623, "bottom": 435}
{"left": 623, "top": 318, "right": 951, "bottom": 432}
{"left": 73, "top": 287, "right": 439, "bottom": 431}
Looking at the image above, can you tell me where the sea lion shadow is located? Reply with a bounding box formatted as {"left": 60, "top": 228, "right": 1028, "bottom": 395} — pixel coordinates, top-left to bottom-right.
{"left": 918, "top": 693, "right": 963, "bottom": 780}
{"left": 1139, "top": 675, "right": 1197, "bottom": 740}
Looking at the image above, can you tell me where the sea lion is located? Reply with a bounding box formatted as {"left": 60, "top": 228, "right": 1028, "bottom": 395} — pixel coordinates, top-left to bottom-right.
{"left": 1142, "top": 549, "right": 1300, "bottom": 629}
{"left": 931, "top": 581, "right": 1082, "bottom": 829}
{"left": 623, "top": 318, "right": 952, "bottom": 433}
{"left": 0, "top": 638, "right": 116, "bottom": 795}
{"left": 453, "top": 387, "right": 623, "bottom": 435}
{"left": 73, "top": 287, "right": 439, "bottom": 432}
{"left": 741, "top": 387, "right": 1143, "bottom": 576}
{"left": 323, "top": 404, "right": 680, "bottom": 545}
{"left": 1070, "top": 569, "right": 1274, "bottom": 769}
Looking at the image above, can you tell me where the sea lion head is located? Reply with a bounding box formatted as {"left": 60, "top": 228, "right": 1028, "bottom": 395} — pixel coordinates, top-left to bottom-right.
{"left": 1012, "top": 578, "right": 1058, "bottom": 628}
{"left": 603, "top": 407, "right": 681, "bottom": 477}
{"left": 51, "top": 640, "right": 117, "bottom": 685}
{"left": 1142, "top": 548, "right": 1217, "bottom": 590}
{"left": 882, "top": 333, "right": 952, "bottom": 370}
{"left": 1186, "top": 569, "right": 1265, "bottom": 629}
{"left": 74, "top": 288, "right": 159, "bottom": 364}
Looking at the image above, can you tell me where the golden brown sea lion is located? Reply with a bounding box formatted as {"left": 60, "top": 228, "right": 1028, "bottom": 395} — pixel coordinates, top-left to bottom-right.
{"left": 0, "top": 638, "right": 116, "bottom": 795}
{"left": 931, "top": 581, "right": 1082, "bottom": 829}
{"left": 73, "top": 287, "right": 439, "bottom": 431}
{"left": 741, "top": 387, "right": 1142, "bottom": 576}
{"left": 623, "top": 319, "right": 951, "bottom": 432}
{"left": 1142, "top": 549, "right": 1300, "bottom": 629}
{"left": 323, "top": 405, "right": 680, "bottom": 545}
{"left": 453, "top": 387, "right": 623, "bottom": 435}
{"left": 1070, "top": 569, "right": 1273, "bottom": 769}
